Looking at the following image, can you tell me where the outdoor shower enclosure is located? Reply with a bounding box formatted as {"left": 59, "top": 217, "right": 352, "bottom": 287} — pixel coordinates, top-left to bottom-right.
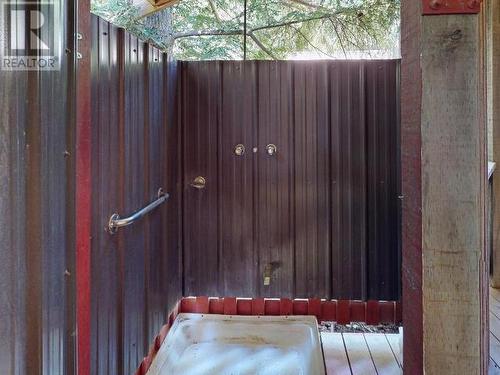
{"left": 0, "top": 12, "right": 400, "bottom": 375}
{"left": 91, "top": 15, "right": 400, "bottom": 374}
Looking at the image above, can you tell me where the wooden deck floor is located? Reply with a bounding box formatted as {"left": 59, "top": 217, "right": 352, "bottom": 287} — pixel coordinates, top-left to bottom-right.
{"left": 490, "top": 288, "right": 500, "bottom": 373}
{"left": 318, "top": 288, "right": 500, "bottom": 374}
{"left": 321, "top": 332, "right": 402, "bottom": 374}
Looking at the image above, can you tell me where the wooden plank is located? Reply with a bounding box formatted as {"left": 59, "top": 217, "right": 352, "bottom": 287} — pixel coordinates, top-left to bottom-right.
{"left": 385, "top": 334, "right": 403, "bottom": 369}
{"left": 491, "top": 333, "right": 500, "bottom": 369}
{"left": 364, "top": 334, "right": 401, "bottom": 375}
{"left": 491, "top": 312, "right": 500, "bottom": 340}
{"left": 343, "top": 333, "right": 376, "bottom": 375}
{"left": 491, "top": 292, "right": 500, "bottom": 319}
{"left": 321, "top": 333, "right": 351, "bottom": 375}
{"left": 488, "top": 0, "right": 500, "bottom": 290}
{"left": 420, "top": 14, "right": 484, "bottom": 374}
{"left": 490, "top": 359, "right": 500, "bottom": 375}
{"left": 491, "top": 288, "right": 500, "bottom": 304}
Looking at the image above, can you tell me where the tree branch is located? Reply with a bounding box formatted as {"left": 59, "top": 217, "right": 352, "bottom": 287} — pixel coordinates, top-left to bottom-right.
{"left": 287, "top": 0, "right": 321, "bottom": 9}
{"left": 173, "top": 29, "right": 243, "bottom": 39}
{"left": 290, "top": 24, "right": 335, "bottom": 58}
{"left": 172, "top": 10, "right": 346, "bottom": 59}
{"left": 251, "top": 12, "right": 340, "bottom": 32}
{"left": 173, "top": 12, "right": 339, "bottom": 39}
{"left": 248, "top": 31, "right": 277, "bottom": 59}
{"left": 207, "top": 0, "right": 222, "bottom": 24}
{"left": 329, "top": 18, "right": 347, "bottom": 58}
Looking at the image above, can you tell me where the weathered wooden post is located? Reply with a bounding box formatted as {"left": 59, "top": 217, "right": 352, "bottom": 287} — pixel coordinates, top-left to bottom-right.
{"left": 401, "top": 1, "right": 488, "bottom": 373}
{"left": 488, "top": 1, "right": 500, "bottom": 290}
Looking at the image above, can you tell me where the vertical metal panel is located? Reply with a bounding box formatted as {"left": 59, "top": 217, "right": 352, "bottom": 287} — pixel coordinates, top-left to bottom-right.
{"left": 122, "top": 31, "right": 147, "bottom": 375}
{"left": 90, "top": 17, "right": 121, "bottom": 375}
{"left": 163, "top": 55, "right": 183, "bottom": 316}
{"left": 366, "top": 60, "right": 401, "bottom": 300}
{"left": 146, "top": 45, "right": 168, "bottom": 342}
{"left": 219, "top": 61, "right": 258, "bottom": 297}
{"left": 0, "top": 0, "right": 77, "bottom": 374}
{"left": 182, "top": 61, "right": 221, "bottom": 296}
{"left": 181, "top": 60, "right": 400, "bottom": 301}
{"left": 90, "top": 15, "right": 181, "bottom": 375}
{"left": 256, "top": 61, "right": 294, "bottom": 298}
{"left": 76, "top": 0, "right": 92, "bottom": 373}
{"left": 293, "top": 62, "right": 332, "bottom": 298}
{"left": 330, "top": 61, "right": 368, "bottom": 299}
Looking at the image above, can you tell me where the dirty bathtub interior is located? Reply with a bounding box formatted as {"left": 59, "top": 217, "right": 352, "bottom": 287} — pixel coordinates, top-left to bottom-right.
{"left": 146, "top": 313, "right": 326, "bottom": 375}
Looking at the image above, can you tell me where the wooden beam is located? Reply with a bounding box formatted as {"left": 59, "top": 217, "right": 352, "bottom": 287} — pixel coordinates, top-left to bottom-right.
{"left": 402, "top": 1, "right": 488, "bottom": 373}
{"left": 132, "top": 0, "right": 179, "bottom": 18}
{"left": 401, "top": 0, "right": 424, "bottom": 372}
{"left": 420, "top": 13, "right": 486, "bottom": 374}
{"left": 488, "top": 0, "right": 500, "bottom": 289}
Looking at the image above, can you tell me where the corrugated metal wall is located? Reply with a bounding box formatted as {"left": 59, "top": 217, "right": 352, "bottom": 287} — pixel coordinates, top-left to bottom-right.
{"left": 0, "top": 1, "right": 77, "bottom": 374}
{"left": 90, "top": 16, "right": 181, "bottom": 375}
{"left": 182, "top": 60, "right": 401, "bottom": 301}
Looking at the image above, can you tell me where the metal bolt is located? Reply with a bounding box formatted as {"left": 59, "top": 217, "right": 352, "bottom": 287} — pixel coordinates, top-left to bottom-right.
{"left": 77, "top": 33, "right": 83, "bottom": 40}
{"left": 467, "top": 0, "right": 480, "bottom": 9}
{"left": 77, "top": 52, "right": 82, "bottom": 59}
{"left": 429, "top": 0, "right": 442, "bottom": 9}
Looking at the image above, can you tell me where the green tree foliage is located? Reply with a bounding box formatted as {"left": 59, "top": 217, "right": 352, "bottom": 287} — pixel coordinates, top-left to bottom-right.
{"left": 91, "top": 0, "right": 400, "bottom": 60}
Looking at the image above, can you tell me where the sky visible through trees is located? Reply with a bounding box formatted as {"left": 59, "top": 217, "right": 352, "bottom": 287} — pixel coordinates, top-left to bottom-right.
{"left": 91, "top": 0, "right": 400, "bottom": 60}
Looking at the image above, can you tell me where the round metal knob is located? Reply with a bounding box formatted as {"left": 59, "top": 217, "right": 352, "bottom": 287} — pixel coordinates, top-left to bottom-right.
{"left": 266, "top": 144, "right": 277, "bottom": 156}
{"left": 190, "top": 176, "right": 206, "bottom": 189}
{"left": 235, "top": 144, "right": 245, "bottom": 156}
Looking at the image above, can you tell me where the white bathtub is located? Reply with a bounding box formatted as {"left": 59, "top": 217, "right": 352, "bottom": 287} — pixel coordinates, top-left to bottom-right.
{"left": 146, "top": 313, "right": 326, "bottom": 375}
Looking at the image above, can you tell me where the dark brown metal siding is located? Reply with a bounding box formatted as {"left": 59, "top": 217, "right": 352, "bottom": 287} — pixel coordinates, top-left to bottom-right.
{"left": 0, "top": 1, "right": 77, "bottom": 374}
{"left": 219, "top": 62, "right": 258, "bottom": 297}
{"left": 256, "top": 62, "right": 295, "bottom": 298}
{"left": 181, "top": 60, "right": 400, "bottom": 301}
{"left": 182, "top": 61, "right": 221, "bottom": 297}
{"left": 90, "top": 16, "right": 181, "bottom": 375}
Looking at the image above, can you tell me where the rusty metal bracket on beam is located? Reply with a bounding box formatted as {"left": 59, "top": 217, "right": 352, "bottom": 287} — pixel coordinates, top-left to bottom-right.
{"left": 423, "top": 0, "right": 482, "bottom": 15}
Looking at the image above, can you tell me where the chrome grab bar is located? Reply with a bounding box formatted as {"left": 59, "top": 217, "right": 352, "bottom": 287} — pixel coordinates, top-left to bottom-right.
{"left": 108, "top": 188, "right": 168, "bottom": 234}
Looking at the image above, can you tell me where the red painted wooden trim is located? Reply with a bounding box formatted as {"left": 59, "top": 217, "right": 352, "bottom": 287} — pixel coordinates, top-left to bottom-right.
{"left": 280, "top": 298, "right": 293, "bottom": 315}
{"left": 194, "top": 296, "right": 209, "bottom": 313}
{"left": 350, "top": 301, "right": 366, "bottom": 323}
{"left": 379, "top": 301, "right": 396, "bottom": 324}
{"left": 209, "top": 298, "right": 224, "bottom": 314}
{"left": 252, "top": 298, "right": 265, "bottom": 315}
{"left": 179, "top": 297, "right": 401, "bottom": 324}
{"left": 321, "top": 301, "right": 337, "bottom": 321}
{"left": 237, "top": 299, "right": 252, "bottom": 315}
{"left": 135, "top": 301, "right": 180, "bottom": 375}
{"left": 308, "top": 298, "right": 322, "bottom": 318}
{"left": 337, "top": 300, "right": 350, "bottom": 324}
{"left": 422, "top": 0, "right": 482, "bottom": 15}
{"left": 76, "top": 2, "right": 92, "bottom": 375}
{"left": 223, "top": 297, "right": 237, "bottom": 315}
{"left": 366, "top": 301, "right": 380, "bottom": 325}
